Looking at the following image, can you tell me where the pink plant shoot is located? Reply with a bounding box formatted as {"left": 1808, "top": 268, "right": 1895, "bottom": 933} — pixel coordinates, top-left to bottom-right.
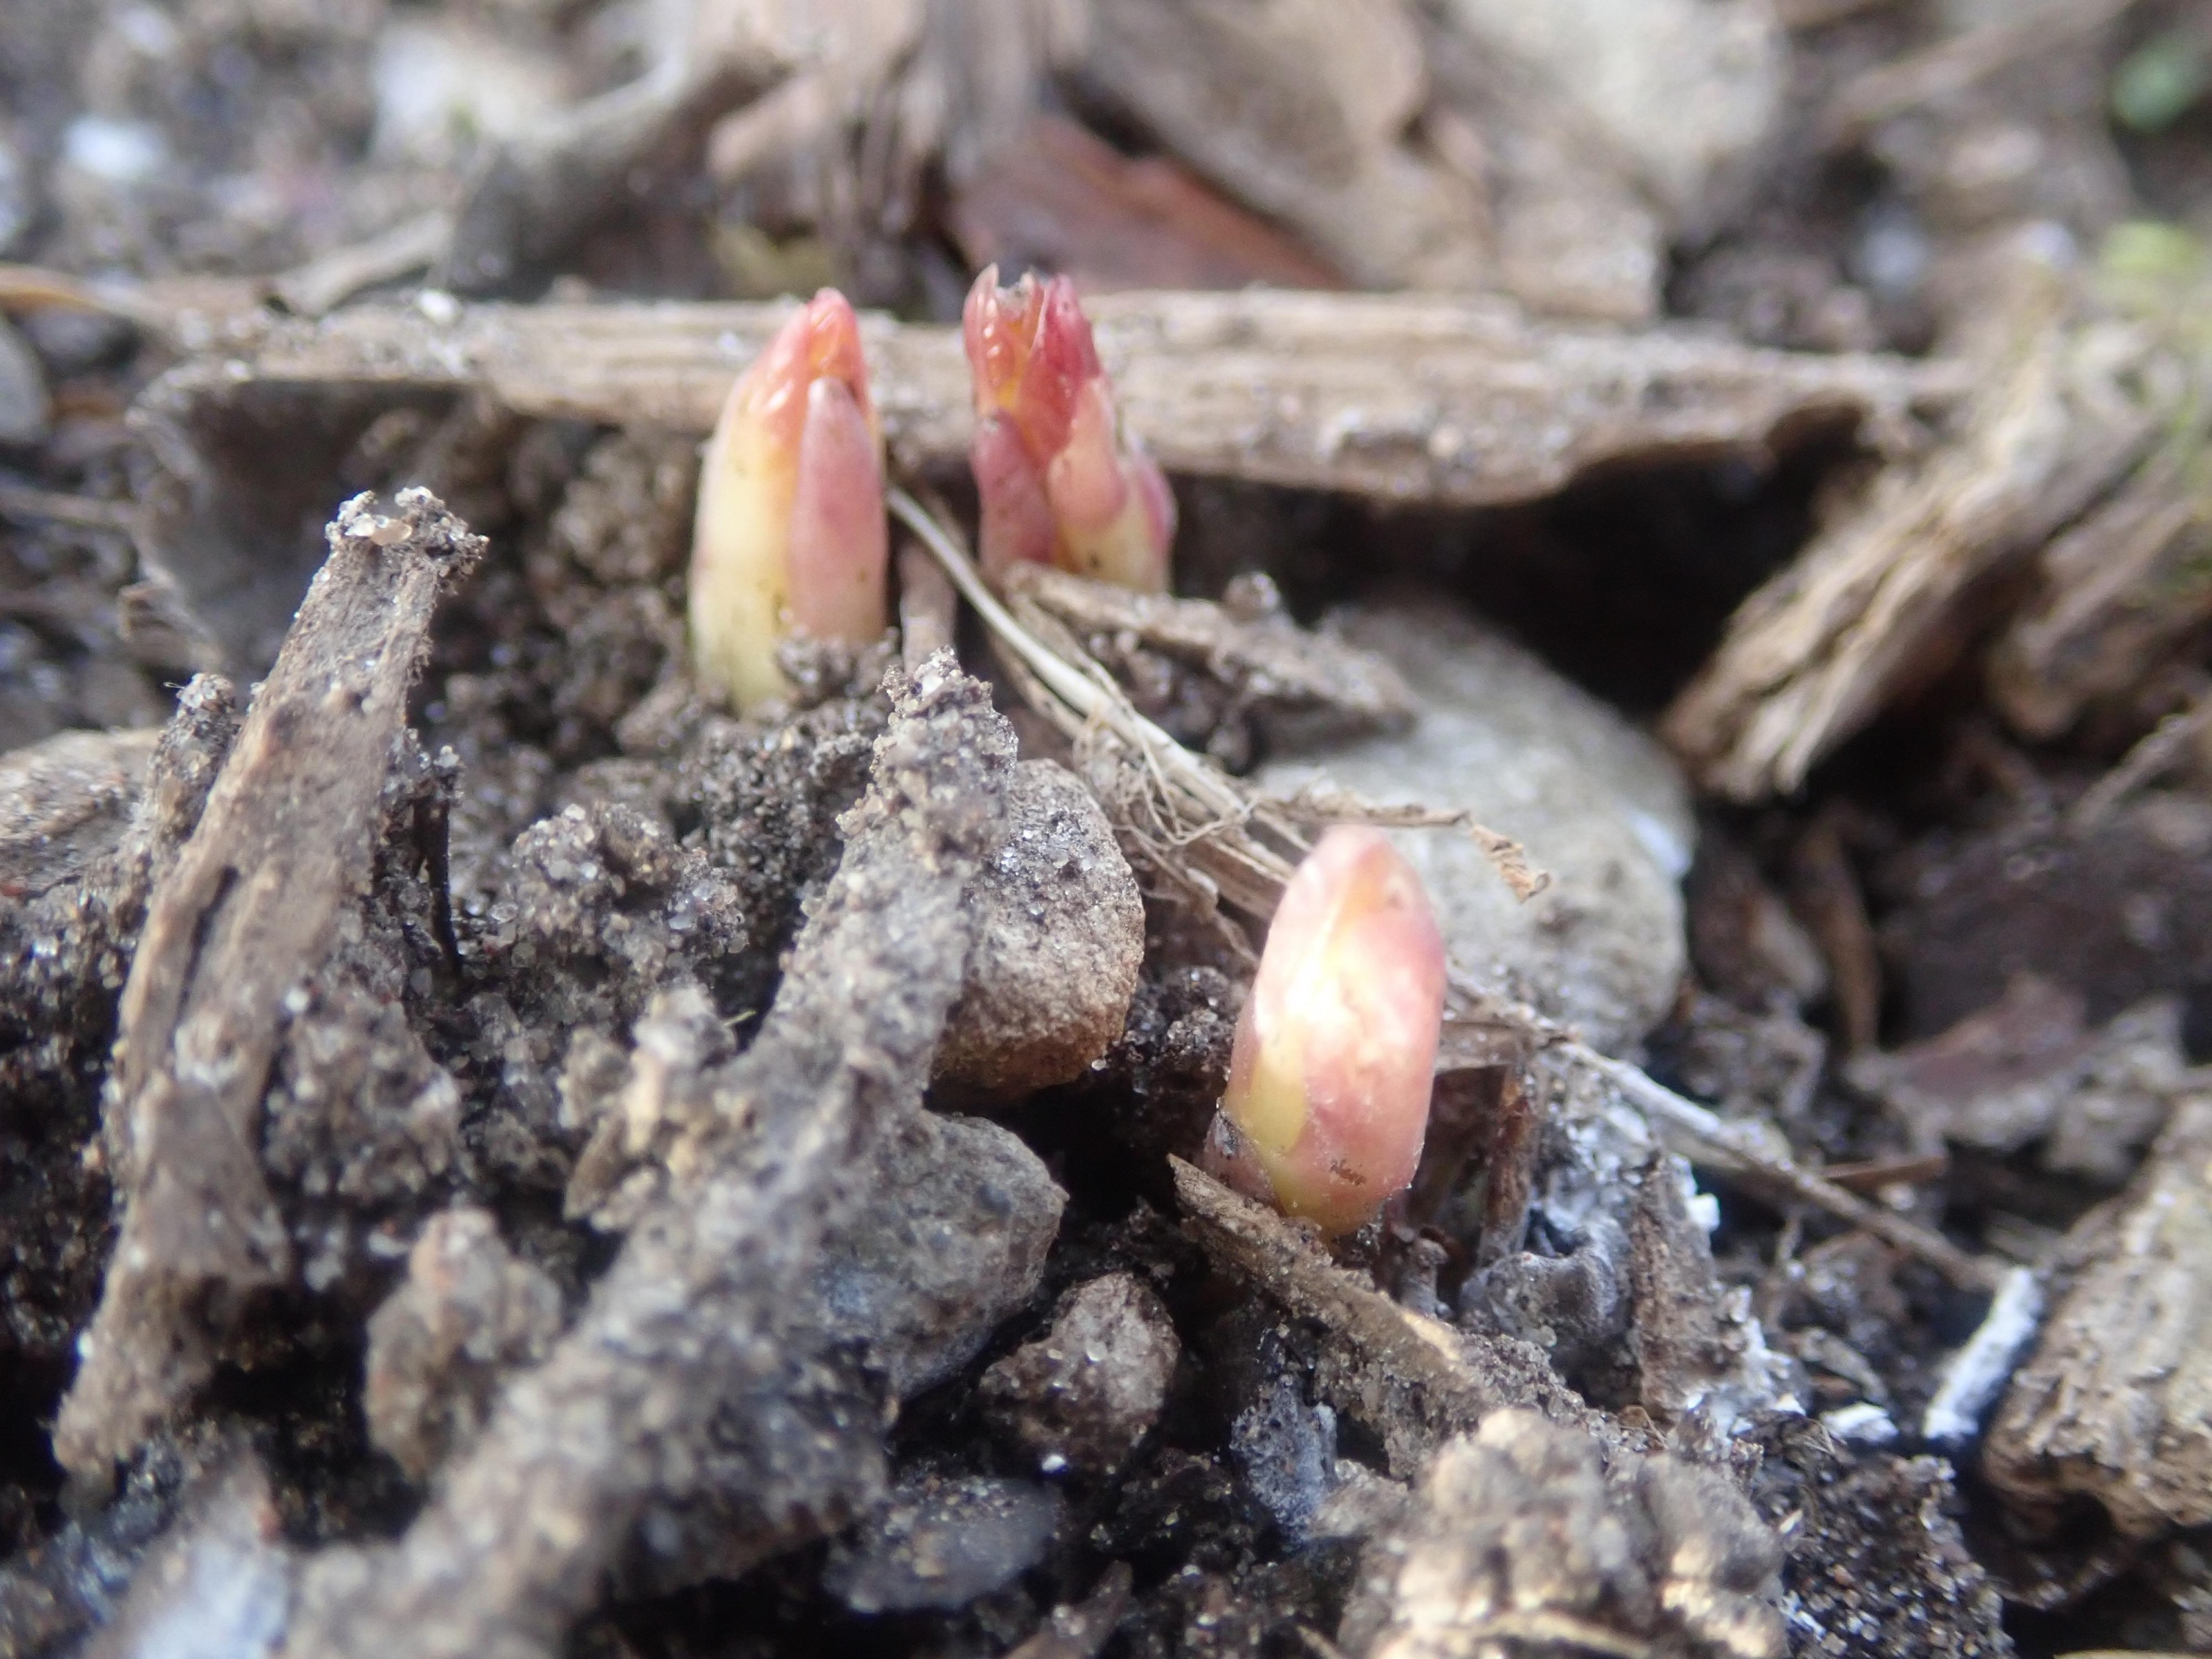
{"left": 962, "top": 265, "right": 1177, "bottom": 592}
{"left": 1207, "top": 826, "right": 1447, "bottom": 1235}
{"left": 690, "top": 288, "right": 888, "bottom": 711}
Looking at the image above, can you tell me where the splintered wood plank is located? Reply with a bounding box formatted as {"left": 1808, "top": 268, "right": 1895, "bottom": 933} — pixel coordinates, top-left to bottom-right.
{"left": 140, "top": 288, "right": 1965, "bottom": 508}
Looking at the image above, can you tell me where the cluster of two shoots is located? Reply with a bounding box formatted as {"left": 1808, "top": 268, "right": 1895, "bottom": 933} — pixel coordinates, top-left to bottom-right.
{"left": 688, "top": 270, "right": 1174, "bottom": 710}
{"left": 687, "top": 273, "right": 1446, "bottom": 1238}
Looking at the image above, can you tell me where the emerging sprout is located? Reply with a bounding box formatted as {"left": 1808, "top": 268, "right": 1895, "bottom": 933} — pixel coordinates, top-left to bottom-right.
{"left": 690, "top": 288, "right": 889, "bottom": 711}
{"left": 1204, "top": 825, "right": 1446, "bottom": 1235}
{"left": 962, "top": 265, "right": 1177, "bottom": 591}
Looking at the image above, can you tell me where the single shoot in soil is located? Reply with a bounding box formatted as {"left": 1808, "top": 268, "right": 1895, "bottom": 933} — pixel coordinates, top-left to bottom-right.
{"left": 690, "top": 288, "right": 889, "bottom": 712}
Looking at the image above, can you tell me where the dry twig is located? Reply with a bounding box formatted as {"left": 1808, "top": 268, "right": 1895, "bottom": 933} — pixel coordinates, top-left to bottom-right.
{"left": 1172, "top": 1157, "right": 1605, "bottom": 1474}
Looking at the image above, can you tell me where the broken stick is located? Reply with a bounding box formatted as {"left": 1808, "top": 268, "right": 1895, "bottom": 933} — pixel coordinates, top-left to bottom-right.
{"left": 54, "top": 489, "right": 485, "bottom": 1485}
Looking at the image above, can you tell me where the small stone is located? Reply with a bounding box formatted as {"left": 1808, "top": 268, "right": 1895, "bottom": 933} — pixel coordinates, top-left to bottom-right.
{"left": 1255, "top": 596, "right": 1693, "bottom": 1052}
{"left": 62, "top": 117, "right": 167, "bottom": 187}
{"left": 981, "top": 1273, "right": 1180, "bottom": 1477}
{"left": 937, "top": 759, "right": 1145, "bottom": 1100}
{"left": 823, "top": 1474, "right": 1062, "bottom": 1614}
{"left": 816, "top": 1112, "right": 1067, "bottom": 1396}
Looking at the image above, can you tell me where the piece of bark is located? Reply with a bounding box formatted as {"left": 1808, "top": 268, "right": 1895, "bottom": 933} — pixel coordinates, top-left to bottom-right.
{"left": 1474, "top": 1069, "right": 1540, "bottom": 1270}
{"left": 53, "top": 491, "right": 484, "bottom": 1485}
{"left": 1629, "top": 1156, "right": 1746, "bottom": 1427}
{"left": 131, "top": 289, "right": 1962, "bottom": 517}
{"left": 1983, "top": 1092, "right": 2212, "bottom": 1538}
{"left": 1170, "top": 1158, "right": 1610, "bottom": 1480}
{"left": 1665, "top": 283, "right": 2164, "bottom": 800}
{"left": 279, "top": 656, "right": 1015, "bottom": 1659}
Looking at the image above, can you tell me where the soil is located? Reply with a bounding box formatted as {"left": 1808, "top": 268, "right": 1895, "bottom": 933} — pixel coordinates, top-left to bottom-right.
{"left": 5, "top": 3, "right": 2212, "bottom": 1658}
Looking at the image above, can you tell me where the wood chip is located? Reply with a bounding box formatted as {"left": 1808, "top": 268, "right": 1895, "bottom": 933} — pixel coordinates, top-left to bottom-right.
{"left": 1664, "top": 283, "right": 2159, "bottom": 801}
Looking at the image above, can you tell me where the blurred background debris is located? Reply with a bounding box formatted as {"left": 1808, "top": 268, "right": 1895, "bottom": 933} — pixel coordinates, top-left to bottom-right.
{"left": 5, "top": 0, "right": 2212, "bottom": 1656}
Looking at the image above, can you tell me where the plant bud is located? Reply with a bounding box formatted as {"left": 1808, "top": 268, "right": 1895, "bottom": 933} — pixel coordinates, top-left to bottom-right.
{"left": 1207, "top": 826, "right": 1446, "bottom": 1235}
{"left": 962, "top": 265, "right": 1176, "bottom": 591}
{"left": 690, "top": 288, "right": 888, "bottom": 711}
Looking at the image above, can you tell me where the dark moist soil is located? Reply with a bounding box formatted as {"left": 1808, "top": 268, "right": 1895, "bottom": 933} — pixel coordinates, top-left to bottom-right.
{"left": 6, "top": 3, "right": 2212, "bottom": 1658}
